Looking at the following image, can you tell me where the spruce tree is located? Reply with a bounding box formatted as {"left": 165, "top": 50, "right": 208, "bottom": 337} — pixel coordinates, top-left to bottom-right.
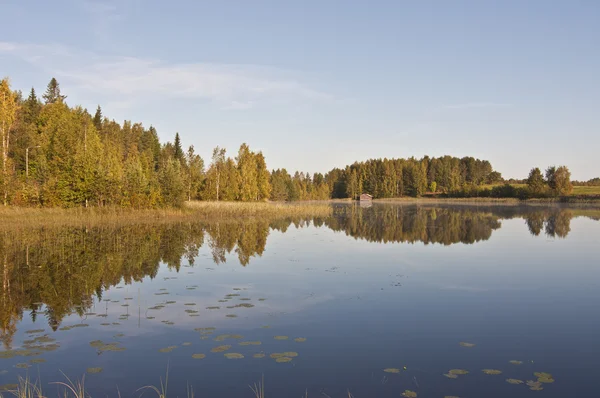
{"left": 174, "top": 133, "right": 183, "bottom": 161}
{"left": 42, "top": 77, "right": 66, "bottom": 104}
{"left": 93, "top": 105, "right": 103, "bottom": 131}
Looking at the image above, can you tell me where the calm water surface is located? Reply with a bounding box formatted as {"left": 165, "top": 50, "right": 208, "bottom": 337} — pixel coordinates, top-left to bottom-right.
{"left": 1, "top": 204, "right": 599, "bottom": 397}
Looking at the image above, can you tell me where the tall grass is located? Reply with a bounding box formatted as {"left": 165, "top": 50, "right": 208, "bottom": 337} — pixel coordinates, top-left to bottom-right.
{"left": 0, "top": 201, "right": 332, "bottom": 231}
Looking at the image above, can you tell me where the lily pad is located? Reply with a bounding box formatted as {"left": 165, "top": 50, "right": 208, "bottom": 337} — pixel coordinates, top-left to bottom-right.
{"left": 274, "top": 336, "right": 288, "bottom": 340}
{"left": 225, "top": 314, "right": 237, "bottom": 318}
{"left": 206, "top": 306, "right": 220, "bottom": 310}
{"left": 282, "top": 352, "right": 298, "bottom": 357}
{"left": 258, "top": 298, "right": 267, "bottom": 301}
{"left": 86, "top": 367, "right": 103, "bottom": 374}
{"left": 224, "top": 353, "right": 244, "bottom": 359}
{"left": 211, "top": 345, "right": 232, "bottom": 353}
{"left": 526, "top": 380, "right": 544, "bottom": 391}
{"left": 15, "top": 363, "right": 30, "bottom": 369}
{"left": 29, "top": 358, "right": 46, "bottom": 364}
{"left": 482, "top": 369, "right": 502, "bottom": 375}
{"left": 192, "top": 354, "right": 206, "bottom": 359}
{"left": 158, "top": 346, "right": 177, "bottom": 353}
{"left": 269, "top": 353, "right": 285, "bottom": 359}
{"left": 294, "top": 337, "right": 307, "bottom": 343}
{"left": 25, "top": 329, "right": 45, "bottom": 334}
{"left": 275, "top": 357, "right": 292, "bottom": 363}
{"left": 89, "top": 340, "right": 105, "bottom": 348}
{"left": 506, "top": 379, "right": 524, "bottom": 385}
{"left": 383, "top": 368, "right": 400, "bottom": 374}
{"left": 402, "top": 391, "right": 417, "bottom": 398}
{"left": 214, "top": 334, "right": 243, "bottom": 342}
{"left": 508, "top": 360, "right": 523, "bottom": 365}
{"left": 459, "top": 342, "right": 476, "bottom": 348}
{"left": 185, "top": 310, "right": 199, "bottom": 314}
{"left": 253, "top": 353, "right": 265, "bottom": 358}
{"left": 239, "top": 341, "right": 262, "bottom": 346}
{"left": 184, "top": 303, "right": 196, "bottom": 306}
{"left": 534, "top": 372, "right": 555, "bottom": 383}
{"left": 182, "top": 342, "right": 192, "bottom": 346}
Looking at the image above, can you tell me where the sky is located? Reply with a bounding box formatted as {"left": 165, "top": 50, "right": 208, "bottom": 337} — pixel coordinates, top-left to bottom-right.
{"left": 0, "top": 0, "right": 598, "bottom": 180}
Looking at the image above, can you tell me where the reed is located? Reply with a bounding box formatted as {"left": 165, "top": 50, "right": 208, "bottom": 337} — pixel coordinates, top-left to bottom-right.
{"left": 0, "top": 201, "right": 332, "bottom": 231}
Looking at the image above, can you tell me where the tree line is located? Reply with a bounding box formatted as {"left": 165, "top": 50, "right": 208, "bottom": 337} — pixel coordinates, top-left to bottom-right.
{"left": 1, "top": 77, "right": 593, "bottom": 207}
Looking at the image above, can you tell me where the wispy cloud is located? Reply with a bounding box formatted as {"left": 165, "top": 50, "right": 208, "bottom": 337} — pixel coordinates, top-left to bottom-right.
{"left": 0, "top": 41, "right": 331, "bottom": 110}
{"left": 442, "top": 102, "right": 513, "bottom": 110}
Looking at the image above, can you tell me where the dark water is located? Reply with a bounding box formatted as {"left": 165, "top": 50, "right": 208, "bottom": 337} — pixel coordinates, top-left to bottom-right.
{"left": 1, "top": 204, "right": 599, "bottom": 397}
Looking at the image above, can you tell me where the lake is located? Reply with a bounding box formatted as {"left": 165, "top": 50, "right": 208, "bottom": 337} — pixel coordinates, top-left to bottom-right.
{"left": 1, "top": 203, "right": 599, "bottom": 397}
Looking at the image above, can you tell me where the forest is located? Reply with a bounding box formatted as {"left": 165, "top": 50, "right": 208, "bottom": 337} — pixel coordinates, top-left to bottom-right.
{"left": 0, "top": 77, "right": 595, "bottom": 208}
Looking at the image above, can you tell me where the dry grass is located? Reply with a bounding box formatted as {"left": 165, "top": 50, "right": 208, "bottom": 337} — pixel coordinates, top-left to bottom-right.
{"left": 0, "top": 201, "right": 332, "bottom": 231}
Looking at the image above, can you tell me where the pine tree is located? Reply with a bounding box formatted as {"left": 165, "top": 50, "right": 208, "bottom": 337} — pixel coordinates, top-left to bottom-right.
{"left": 93, "top": 105, "right": 103, "bottom": 131}
{"left": 42, "top": 78, "right": 66, "bottom": 104}
{"left": 174, "top": 133, "right": 183, "bottom": 161}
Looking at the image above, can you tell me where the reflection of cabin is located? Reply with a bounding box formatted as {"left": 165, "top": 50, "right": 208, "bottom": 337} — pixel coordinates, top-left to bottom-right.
{"left": 359, "top": 193, "right": 373, "bottom": 202}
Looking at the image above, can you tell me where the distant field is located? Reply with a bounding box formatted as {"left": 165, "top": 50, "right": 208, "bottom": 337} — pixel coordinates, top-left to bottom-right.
{"left": 481, "top": 184, "right": 600, "bottom": 196}
{"left": 572, "top": 186, "right": 600, "bottom": 195}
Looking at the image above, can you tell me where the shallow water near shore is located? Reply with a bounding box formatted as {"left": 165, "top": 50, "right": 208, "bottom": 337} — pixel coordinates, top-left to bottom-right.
{"left": 0, "top": 203, "right": 599, "bottom": 397}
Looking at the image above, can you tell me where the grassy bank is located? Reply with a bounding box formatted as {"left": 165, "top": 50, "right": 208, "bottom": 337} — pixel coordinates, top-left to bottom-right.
{"left": 0, "top": 201, "right": 332, "bottom": 230}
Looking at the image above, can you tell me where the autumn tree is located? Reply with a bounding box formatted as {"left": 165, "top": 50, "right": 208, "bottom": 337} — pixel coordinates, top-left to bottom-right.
{"left": 0, "top": 78, "right": 19, "bottom": 205}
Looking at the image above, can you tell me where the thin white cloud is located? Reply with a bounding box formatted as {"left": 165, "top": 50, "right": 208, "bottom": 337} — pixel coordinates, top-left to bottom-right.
{"left": 0, "top": 41, "right": 331, "bottom": 110}
{"left": 442, "top": 102, "right": 513, "bottom": 110}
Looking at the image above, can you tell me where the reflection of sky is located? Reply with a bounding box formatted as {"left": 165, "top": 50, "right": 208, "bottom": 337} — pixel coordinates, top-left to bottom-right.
{"left": 3, "top": 214, "right": 600, "bottom": 398}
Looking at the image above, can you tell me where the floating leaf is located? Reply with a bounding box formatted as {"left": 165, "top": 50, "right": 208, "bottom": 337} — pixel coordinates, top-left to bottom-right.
{"left": 185, "top": 310, "right": 199, "bottom": 314}
{"left": 508, "top": 360, "right": 523, "bottom": 365}
{"left": 282, "top": 352, "right": 298, "bottom": 357}
{"left": 482, "top": 369, "right": 502, "bottom": 375}
{"left": 275, "top": 357, "right": 292, "bottom": 363}
{"left": 86, "top": 367, "right": 103, "bottom": 374}
{"left": 211, "top": 345, "right": 231, "bottom": 353}
{"left": 239, "top": 298, "right": 251, "bottom": 301}
{"left": 402, "top": 391, "right": 417, "bottom": 398}
{"left": 526, "top": 380, "right": 544, "bottom": 391}
{"left": 459, "top": 342, "right": 475, "bottom": 348}
{"left": 114, "top": 333, "right": 125, "bottom": 338}
{"left": 383, "top": 368, "right": 401, "bottom": 374}
{"left": 225, "top": 314, "right": 237, "bottom": 318}
{"left": 534, "top": 372, "right": 555, "bottom": 383}
{"left": 25, "top": 329, "right": 45, "bottom": 334}
{"left": 224, "top": 353, "right": 244, "bottom": 359}
{"left": 253, "top": 353, "right": 265, "bottom": 358}
{"left": 89, "top": 340, "right": 104, "bottom": 348}
{"left": 158, "top": 346, "right": 177, "bottom": 353}
{"left": 29, "top": 358, "right": 46, "bottom": 364}
{"left": 506, "top": 379, "right": 524, "bottom": 385}
{"left": 239, "top": 341, "right": 262, "bottom": 346}
{"left": 184, "top": 303, "right": 196, "bottom": 306}
{"left": 192, "top": 354, "right": 206, "bottom": 359}
{"left": 182, "top": 342, "right": 192, "bottom": 346}
{"left": 15, "top": 363, "right": 30, "bottom": 369}
{"left": 294, "top": 338, "right": 307, "bottom": 343}
{"left": 214, "top": 334, "right": 243, "bottom": 342}
{"left": 206, "top": 306, "right": 220, "bottom": 310}
{"left": 269, "top": 353, "right": 285, "bottom": 359}
{"left": 258, "top": 298, "right": 267, "bottom": 301}
{"left": 274, "top": 336, "right": 288, "bottom": 340}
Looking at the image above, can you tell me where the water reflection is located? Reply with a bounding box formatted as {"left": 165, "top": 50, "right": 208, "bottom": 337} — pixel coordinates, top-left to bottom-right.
{"left": 0, "top": 205, "right": 598, "bottom": 350}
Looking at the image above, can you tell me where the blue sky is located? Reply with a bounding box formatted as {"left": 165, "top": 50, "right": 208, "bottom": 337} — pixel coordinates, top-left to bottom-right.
{"left": 1, "top": 0, "right": 598, "bottom": 179}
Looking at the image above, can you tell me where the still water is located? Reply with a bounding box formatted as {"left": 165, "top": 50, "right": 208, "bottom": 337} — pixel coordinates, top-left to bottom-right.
{"left": 1, "top": 204, "right": 599, "bottom": 397}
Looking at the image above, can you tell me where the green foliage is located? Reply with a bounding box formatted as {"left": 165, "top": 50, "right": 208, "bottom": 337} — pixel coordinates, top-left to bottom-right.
{"left": 526, "top": 167, "right": 547, "bottom": 196}
{"left": 42, "top": 78, "right": 66, "bottom": 104}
